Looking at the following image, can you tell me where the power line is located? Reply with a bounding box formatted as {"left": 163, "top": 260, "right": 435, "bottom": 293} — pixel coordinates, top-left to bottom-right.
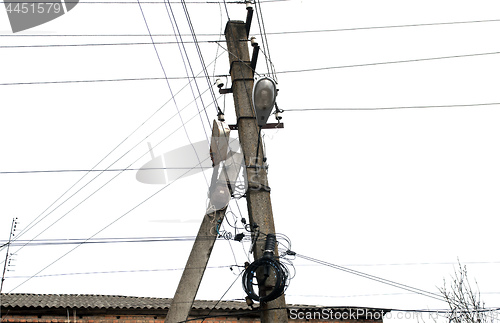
{"left": 1, "top": 236, "right": 200, "bottom": 247}
{"left": 284, "top": 102, "right": 500, "bottom": 112}
{"left": 0, "top": 167, "right": 208, "bottom": 175}
{"left": 3, "top": 50, "right": 498, "bottom": 87}
{"left": 3, "top": 46, "right": 225, "bottom": 246}
{"left": 0, "top": 40, "right": 221, "bottom": 49}
{"left": 2, "top": 84, "right": 218, "bottom": 264}
{"left": 195, "top": 270, "right": 244, "bottom": 323}
{"left": 296, "top": 254, "right": 500, "bottom": 321}
{"left": 1, "top": 18, "right": 498, "bottom": 38}
{"left": 0, "top": 76, "right": 225, "bottom": 86}
{"left": 295, "top": 253, "right": 447, "bottom": 303}
{"left": 164, "top": 0, "right": 214, "bottom": 153}
{"left": 7, "top": 159, "right": 210, "bottom": 292}
{"left": 0, "top": 235, "right": 254, "bottom": 248}
{"left": 276, "top": 51, "right": 500, "bottom": 74}
{"left": 266, "top": 18, "right": 500, "bottom": 35}
{"left": 136, "top": 0, "right": 211, "bottom": 195}
{"left": 0, "top": 33, "right": 221, "bottom": 37}
{"left": 7, "top": 265, "right": 233, "bottom": 279}
{"left": 2, "top": 1, "right": 246, "bottom": 3}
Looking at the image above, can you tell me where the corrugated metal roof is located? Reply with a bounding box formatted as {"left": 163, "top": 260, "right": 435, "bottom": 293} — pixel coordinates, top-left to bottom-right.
{"left": 0, "top": 294, "right": 249, "bottom": 311}
{"left": 0, "top": 293, "right": 390, "bottom": 316}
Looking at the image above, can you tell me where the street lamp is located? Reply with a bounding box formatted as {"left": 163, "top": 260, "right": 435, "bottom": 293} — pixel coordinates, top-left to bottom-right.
{"left": 252, "top": 76, "right": 277, "bottom": 127}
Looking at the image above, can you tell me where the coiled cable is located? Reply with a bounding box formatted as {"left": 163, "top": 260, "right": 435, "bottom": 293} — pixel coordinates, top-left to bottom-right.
{"left": 242, "top": 234, "right": 288, "bottom": 302}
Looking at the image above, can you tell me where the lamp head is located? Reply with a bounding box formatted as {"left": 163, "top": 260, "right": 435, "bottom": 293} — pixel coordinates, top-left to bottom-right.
{"left": 252, "top": 76, "right": 277, "bottom": 127}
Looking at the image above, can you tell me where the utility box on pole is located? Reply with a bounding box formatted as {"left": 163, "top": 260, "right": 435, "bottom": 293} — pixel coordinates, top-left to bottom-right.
{"left": 225, "top": 20, "right": 288, "bottom": 323}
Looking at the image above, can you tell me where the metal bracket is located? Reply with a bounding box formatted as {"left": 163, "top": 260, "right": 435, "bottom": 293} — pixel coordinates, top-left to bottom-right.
{"left": 229, "top": 122, "right": 284, "bottom": 130}
{"left": 247, "top": 182, "right": 271, "bottom": 192}
{"left": 245, "top": 4, "right": 253, "bottom": 37}
{"left": 219, "top": 87, "right": 232, "bottom": 94}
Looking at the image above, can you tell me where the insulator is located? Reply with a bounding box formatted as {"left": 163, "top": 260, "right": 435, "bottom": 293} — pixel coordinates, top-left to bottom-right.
{"left": 250, "top": 37, "right": 258, "bottom": 47}
{"left": 264, "top": 234, "right": 276, "bottom": 257}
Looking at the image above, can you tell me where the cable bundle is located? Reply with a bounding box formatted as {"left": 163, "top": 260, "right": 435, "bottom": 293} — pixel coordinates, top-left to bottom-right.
{"left": 242, "top": 234, "right": 288, "bottom": 303}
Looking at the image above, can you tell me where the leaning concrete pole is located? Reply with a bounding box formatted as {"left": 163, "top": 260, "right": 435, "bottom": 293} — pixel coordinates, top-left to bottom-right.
{"left": 165, "top": 207, "right": 226, "bottom": 323}
{"left": 225, "top": 20, "right": 288, "bottom": 323}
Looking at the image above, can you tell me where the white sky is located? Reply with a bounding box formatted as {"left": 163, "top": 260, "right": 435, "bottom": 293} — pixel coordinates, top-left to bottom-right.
{"left": 1, "top": 0, "right": 500, "bottom": 322}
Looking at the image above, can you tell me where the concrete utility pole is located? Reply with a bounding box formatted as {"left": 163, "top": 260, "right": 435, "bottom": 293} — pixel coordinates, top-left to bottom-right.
{"left": 166, "top": 11, "right": 287, "bottom": 323}
{"left": 166, "top": 121, "right": 231, "bottom": 323}
{"left": 225, "top": 20, "right": 288, "bottom": 322}
{"left": 165, "top": 208, "right": 226, "bottom": 323}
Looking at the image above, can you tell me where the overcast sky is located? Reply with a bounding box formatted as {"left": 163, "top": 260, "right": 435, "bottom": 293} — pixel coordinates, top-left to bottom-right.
{"left": 1, "top": 0, "right": 500, "bottom": 322}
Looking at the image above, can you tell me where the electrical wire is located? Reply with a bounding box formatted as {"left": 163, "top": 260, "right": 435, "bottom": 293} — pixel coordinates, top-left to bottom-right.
{"left": 0, "top": 167, "right": 210, "bottom": 175}
{"left": 0, "top": 40, "right": 221, "bottom": 49}
{"left": 178, "top": 0, "right": 221, "bottom": 116}
{"left": 7, "top": 266, "right": 234, "bottom": 279}
{"left": 2, "top": 72, "right": 216, "bottom": 241}
{"left": 4, "top": 49, "right": 497, "bottom": 87}
{"left": 0, "top": 33, "right": 222, "bottom": 37}
{"left": 284, "top": 102, "right": 500, "bottom": 112}
{"left": 139, "top": 0, "right": 211, "bottom": 190}
{"left": 276, "top": 51, "right": 500, "bottom": 74}
{"left": 265, "top": 18, "right": 500, "bottom": 35}
{"left": 164, "top": 0, "right": 214, "bottom": 135}
{"left": 198, "top": 269, "right": 244, "bottom": 323}
{"left": 0, "top": 17, "right": 497, "bottom": 38}
{"left": 254, "top": 0, "right": 276, "bottom": 79}
{"left": 1, "top": 1, "right": 248, "bottom": 3}
{"left": 1, "top": 91, "right": 217, "bottom": 263}
{"left": 163, "top": 0, "right": 242, "bottom": 242}
{"left": 295, "top": 253, "right": 449, "bottom": 303}
{"left": 1, "top": 236, "right": 209, "bottom": 247}
{"left": 7, "top": 154, "right": 215, "bottom": 292}
{"left": 0, "top": 75, "right": 227, "bottom": 86}
{"left": 173, "top": 0, "right": 253, "bottom": 261}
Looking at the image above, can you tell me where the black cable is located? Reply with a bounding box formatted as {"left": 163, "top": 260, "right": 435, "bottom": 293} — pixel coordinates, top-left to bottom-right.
{"left": 1, "top": 100, "right": 214, "bottom": 266}
{"left": 295, "top": 253, "right": 447, "bottom": 303}
{"left": 265, "top": 19, "right": 500, "bottom": 35}
{"left": 164, "top": 0, "right": 213, "bottom": 157}
{"left": 277, "top": 51, "right": 500, "bottom": 74}
{"left": 242, "top": 256, "right": 288, "bottom": 303}
{"left": 8, "top": 266, "right": 234, "bottom": 279}
{"left": 1, "top": 18, "right": 498, "bottom": 38}
{"left": 0, "top": 167, "right": 209, "bottom": 175}
{"left": 5, "top": 50, "right": 495, "bottom": 87}
{"left": 0, "top": 40, "right": 220, "bottom": 49}
{"left": 242, "top": 234, "right": 289, "bottom": 303}
{"left": 7, "top": 156, "right": 213, "bottom": 292}
{"left": 0, "top": 33, "right": 222, "bottom": 37}
{"left": 139, "top": 0, "right": 211, "bottom": 191}
{"left": 0, "top": 236, "right": 203, "bottom": 247}
{"left": 178, "top": 0, "right": 221, "bottom": 117}
{"left": 199, "top": 269, "right": 244, "bottom": 323}
{"left": 2, "top": 1, "right": 246, "bottom": 3}
{"left": 284, "top": 102, "right": 500, "bottom": 112}
{"left": 0, "top": 75, "right": 228, "bottom": 86}
{"left": 255, "top": 0, "right": 276, "bottom": 79}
